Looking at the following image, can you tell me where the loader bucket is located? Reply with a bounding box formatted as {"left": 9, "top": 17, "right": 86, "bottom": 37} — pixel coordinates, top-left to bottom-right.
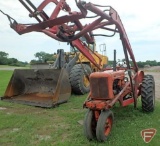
{"left": 1, "top": 68, "right": 71, "bottom": 108}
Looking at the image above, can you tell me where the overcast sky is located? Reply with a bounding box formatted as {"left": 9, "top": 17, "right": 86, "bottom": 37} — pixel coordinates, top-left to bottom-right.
{"left": 0, "top": 0, "right": 160, "bottom": 62}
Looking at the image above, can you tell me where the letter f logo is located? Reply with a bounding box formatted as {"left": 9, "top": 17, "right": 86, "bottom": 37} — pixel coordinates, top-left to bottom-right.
{"left": 141, "top": 128, "right": 157, "bottom": 143}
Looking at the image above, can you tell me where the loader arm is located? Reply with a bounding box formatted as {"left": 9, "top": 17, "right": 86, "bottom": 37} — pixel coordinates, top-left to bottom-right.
{"left": 4, "top": 0, "right": 138, "bottom": 72}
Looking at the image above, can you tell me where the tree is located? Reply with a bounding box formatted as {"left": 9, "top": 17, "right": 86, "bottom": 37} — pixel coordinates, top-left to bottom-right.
{"left": 146, "top": 60, "right": 157, "bottom": 66}
{"left": 8, "top": 58, "right": 20, "bottom": 66}
{"left": 0, "top": 51, "right": 28, "bottom": 66}
{"left": 8, "top": 58, "right": 18, "bottom": 64}
{"left": 137, "top": 61, "right": 145, "bottom": 68}
{"left": 0, "top": 51, "right": 8, "bottom": 58}
{"left": 0, "top": 51, "right": 9, "bottom": 65}
{"left": 34, "top": 51, "right": 55, "bottom": 63}
{"left": 30, "top": 59, "right": 38, "bottom": 64}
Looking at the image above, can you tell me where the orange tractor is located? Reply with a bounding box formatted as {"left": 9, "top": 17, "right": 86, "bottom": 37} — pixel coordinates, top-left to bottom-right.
{"left": 1, "top": 0, "right": 155, "bottom": 141}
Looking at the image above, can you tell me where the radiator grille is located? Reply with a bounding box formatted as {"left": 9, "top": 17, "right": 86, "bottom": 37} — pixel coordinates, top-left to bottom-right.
{"left": 90, "top": 77, "right": 108, "bottom": 99}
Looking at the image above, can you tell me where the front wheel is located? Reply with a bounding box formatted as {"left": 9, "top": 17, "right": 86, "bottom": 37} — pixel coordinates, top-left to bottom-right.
{"left": 83, "top": 110, "right": 97, "bottom": 140}
{"left": 96, "top": 110, "right": 114, "bottom": 142}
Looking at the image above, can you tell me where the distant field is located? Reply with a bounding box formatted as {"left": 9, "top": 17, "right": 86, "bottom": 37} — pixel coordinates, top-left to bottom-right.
{"left": 0, "top": 70, "right": 159, "bottom": 146}
{"left": 0, "top": 65, "right": 29, "bottom": 70}
{"left": 142, "top": 66, "right": 160, "bottom": 72}
{"left": 0, "top": 65, "right": 15, "bottom": 68}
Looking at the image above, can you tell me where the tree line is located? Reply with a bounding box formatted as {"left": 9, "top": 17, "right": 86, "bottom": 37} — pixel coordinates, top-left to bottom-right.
{"left": 30, "top": 52, "right": 160, "bottom": 68}
{"left": 108, "top": 60, "right": 160, "bottom": 68}
{"left": 30, "top": 51, "right": 56, "bottom": 64}
{"left": 136, "top": 60, "right": 160, "bottom": 68}
{"left": 0, "top": 51, "right": 28, "bottom": 67}
{"left": 0, "top": 51, "right": 159, "bottom": 68}
{"left": 0, "top": 51, "right": 56, "bottom": 67}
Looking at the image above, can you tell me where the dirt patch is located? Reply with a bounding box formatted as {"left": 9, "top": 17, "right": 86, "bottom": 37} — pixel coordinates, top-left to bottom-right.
{"left": 11, "top": 128, "right": 20, "bottom": 133}
{"left": 77, "top": 120, "right": 83, "bottom": 125}
{"left": 145, "top": 72, "right": 160, "bottom": 100}
{"left": 35, "top": 134, "right": 51, "bottom": 141}
{"left": 144, "top": 66, "right": 160, "bottom": 72}
{"left": 0, "top": 107, "right": 7, "bottom": 110}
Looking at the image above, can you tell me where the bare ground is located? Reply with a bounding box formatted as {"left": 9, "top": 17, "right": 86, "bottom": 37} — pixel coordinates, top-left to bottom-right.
{"left": 142, "top": 66, "right": 160, "bottom": 100}
{"left": 145, "top": 72, "right": 160, "bottom": 100}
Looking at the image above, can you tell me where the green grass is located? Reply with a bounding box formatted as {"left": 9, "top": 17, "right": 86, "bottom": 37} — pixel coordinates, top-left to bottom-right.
{"left": 0, "top": 71, "right": 13, "bottom": 95}
{"left": 0, "top": 71, "right": 160, "bottom": 146}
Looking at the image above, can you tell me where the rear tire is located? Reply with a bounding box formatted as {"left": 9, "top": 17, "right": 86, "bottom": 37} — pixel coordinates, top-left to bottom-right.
{"left": 69, "top": 64, "right": 92, "bottom": 94}
{"left": 83, "top": 110, "right": 97, "bottom": 140}
{"left": 141, "top": 75, "right": 155, "bottom": 112}
{"left": 96, "top": 110, "right": 114, "bottom": 142}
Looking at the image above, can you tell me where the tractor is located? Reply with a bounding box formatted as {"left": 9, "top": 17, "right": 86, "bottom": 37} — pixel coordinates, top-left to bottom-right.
{"left": 0, "top": 0, "right": 155, "bottom": 141}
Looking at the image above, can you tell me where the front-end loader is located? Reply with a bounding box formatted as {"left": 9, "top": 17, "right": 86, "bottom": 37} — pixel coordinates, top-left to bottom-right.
{"left": 0, "top": 0, "right": 108, "bottom": 107}
{"left": 0, "top": 0, "right": 155, "bottom": 141}
{"left": 1, "top": 39, "right": 107, "bottom": 108}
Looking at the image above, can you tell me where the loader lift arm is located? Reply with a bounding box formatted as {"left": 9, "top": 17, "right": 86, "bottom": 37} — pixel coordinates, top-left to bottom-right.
{"left": 1, "top": 0, "right": 141, "bottom": 107}
{"left": 6, "top": 0, "right": 138, "bottom": 72}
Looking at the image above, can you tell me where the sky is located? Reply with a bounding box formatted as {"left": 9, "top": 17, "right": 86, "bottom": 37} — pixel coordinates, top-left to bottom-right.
{"left": 0, "top": 0, "right": 160, "bottom": 63}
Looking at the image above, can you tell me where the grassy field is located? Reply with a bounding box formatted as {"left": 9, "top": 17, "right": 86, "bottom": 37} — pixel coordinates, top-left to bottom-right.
{"left": 0, "top": 71, "right": 159, "bottom": 146}
{"left": 0, "top": 71, "right": 13, "bottom": 95}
